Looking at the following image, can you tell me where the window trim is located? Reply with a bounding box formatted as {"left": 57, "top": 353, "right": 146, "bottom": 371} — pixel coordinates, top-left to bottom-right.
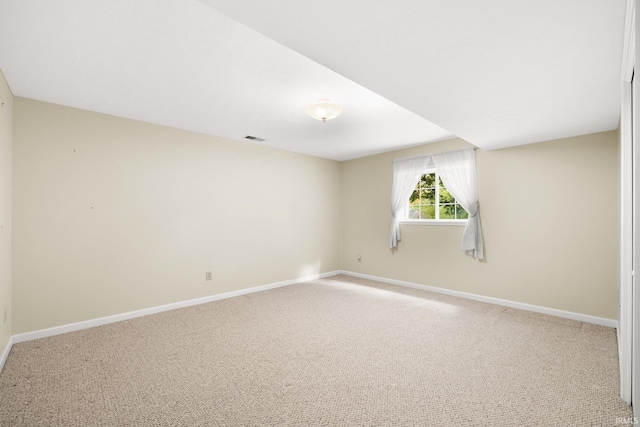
{"left": 400, "top": 219, "right": 467, "bottom": 226}
{"left": 405, "top": 169, "right": 468, "bottom": 225}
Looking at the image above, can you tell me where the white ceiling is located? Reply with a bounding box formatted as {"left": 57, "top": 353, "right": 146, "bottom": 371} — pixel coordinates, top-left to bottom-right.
{"left": 0, "top": 0, "right": 627, "bottom": 160}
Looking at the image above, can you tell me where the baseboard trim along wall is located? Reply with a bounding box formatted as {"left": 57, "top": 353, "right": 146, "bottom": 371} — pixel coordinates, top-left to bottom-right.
{"left": 0, "top": 336, "right": 14, "bottom": 374}
{"left": 2, "top": 269, "right": 617, "bottom": 374}
{"left": 340, "top": 271, "right": 618, "bottom": 329}
{"left": 9, "top": 270, "right": 341, "bottom": 347}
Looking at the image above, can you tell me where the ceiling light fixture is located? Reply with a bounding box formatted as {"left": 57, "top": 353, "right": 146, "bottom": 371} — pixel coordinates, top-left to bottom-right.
{"left": 305, "top": 98, "right": 343, "bottom": 123}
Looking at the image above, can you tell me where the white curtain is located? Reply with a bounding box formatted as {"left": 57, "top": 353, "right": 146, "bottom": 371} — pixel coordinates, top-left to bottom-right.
{"left": 432, "top": 149, "right": 484, "bottom": 259}
{"left": 389, "top": 156, "right": 430, "bottom": 248}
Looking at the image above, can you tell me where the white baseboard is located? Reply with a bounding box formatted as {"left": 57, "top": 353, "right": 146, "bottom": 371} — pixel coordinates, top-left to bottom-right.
{"left": 6, "top": 268, "right": 617, "bottom": 357}
{"left": 11, "top": 270, "right": 341, "bottom": 345}
{"left": 340, "top": 270, "right": 618, "bottom": 329}
{"left": 0, "top": 336, "right": 13, "bottom": 373}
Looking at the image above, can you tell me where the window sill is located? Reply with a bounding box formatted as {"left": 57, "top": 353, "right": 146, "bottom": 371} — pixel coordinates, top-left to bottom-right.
{"left": 400, "top": 220, "right": 467, "bottom": 226}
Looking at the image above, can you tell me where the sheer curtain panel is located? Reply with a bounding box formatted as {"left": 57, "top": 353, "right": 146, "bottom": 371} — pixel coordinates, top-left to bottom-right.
{"left": 389, "top": 156, "right": 430, "bottom": 248}
{"left": 433, "top": 149, "right": 484, "bottom": 259}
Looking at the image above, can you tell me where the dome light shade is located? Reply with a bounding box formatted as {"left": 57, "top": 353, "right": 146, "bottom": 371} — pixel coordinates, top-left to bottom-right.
{"left": 305, "top": 98, "right": 343, "bottom": 122}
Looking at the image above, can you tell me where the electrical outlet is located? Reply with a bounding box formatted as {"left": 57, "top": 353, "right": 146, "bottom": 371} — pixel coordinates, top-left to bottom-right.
{"left": 205, "top": 272, "right": 212, "bottom": 281}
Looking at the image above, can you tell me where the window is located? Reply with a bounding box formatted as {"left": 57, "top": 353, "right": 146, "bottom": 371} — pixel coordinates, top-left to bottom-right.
{"left": 390, "top": 148, "right": 482, "bottom": 257}
{"left": 407, "top": 171, "right": 468, "bottom": 221}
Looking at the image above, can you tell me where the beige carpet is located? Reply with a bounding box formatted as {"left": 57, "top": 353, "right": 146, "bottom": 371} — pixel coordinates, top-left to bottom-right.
{"left": 0, "top": 275, "right": 633, "bottom": 426}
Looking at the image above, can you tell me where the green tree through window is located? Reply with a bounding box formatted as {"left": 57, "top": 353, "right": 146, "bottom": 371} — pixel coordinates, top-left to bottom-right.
{"left": 409, "top": 172, "right": 468, "bottom": 220}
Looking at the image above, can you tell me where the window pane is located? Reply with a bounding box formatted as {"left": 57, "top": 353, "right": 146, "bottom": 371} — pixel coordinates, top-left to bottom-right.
{"left": 406, "top": 172, "right": 468, "bottom": 221}
{"left": 457, "top": 204, "right": 469, "bottom": 219}
{"left": 439, "top": 204, "right": 456, "bottom": 219}
{"left": 424, "top": 188, "right": 435, "bottom": 204}
{"left": 439, "top": 185, "right": 455, "bottom": 203}
{"left": 422, "top": 205, "right": 435, "bottom": 219}
{"left": 422, "top": 173, "right": 436, "bottom": 189}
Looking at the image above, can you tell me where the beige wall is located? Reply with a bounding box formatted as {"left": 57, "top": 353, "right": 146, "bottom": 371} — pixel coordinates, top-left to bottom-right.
{"left": 0, "top": 72, "right": 12, "bottom": 349}
{"left": 341, "top": 131, "right": 619, "bottom": 320}
{"left": 10, "top": 95, "right": 621, "bottom": 333}
{"left": 13, "top": 98, "right": 342, "bottom": 334}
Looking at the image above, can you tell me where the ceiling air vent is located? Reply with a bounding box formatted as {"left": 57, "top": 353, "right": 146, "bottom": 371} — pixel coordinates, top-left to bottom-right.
{"left": 244, "top": 135, "right": 266, "bottom": 142}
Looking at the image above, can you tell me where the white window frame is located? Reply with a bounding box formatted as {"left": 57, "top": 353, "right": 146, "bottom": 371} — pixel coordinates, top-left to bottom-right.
{"left": 401, "top": 169, "right": 467, "bottom": 226}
